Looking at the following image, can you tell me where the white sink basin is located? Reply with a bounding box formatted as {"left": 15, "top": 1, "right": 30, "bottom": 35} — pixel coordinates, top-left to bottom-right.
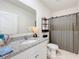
{"left": 21, "top": 40, "right": 37, "bottom": 45}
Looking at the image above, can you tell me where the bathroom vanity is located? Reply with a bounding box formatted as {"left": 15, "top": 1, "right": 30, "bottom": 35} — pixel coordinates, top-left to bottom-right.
{"left": 8, "top": 38, "right": 48, "bottom": 59}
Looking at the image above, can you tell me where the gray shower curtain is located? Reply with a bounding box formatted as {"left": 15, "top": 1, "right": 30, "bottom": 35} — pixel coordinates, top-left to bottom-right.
{"left": 50, "top": 14, "right": 79, "bottom": 53}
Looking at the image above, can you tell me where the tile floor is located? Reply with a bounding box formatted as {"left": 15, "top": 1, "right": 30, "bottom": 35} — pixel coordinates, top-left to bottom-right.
{"left": 52, "top": 49, "right": 79, "bottom": 59}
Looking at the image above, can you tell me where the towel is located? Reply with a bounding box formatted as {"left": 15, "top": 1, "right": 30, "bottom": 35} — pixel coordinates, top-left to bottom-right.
{"left": 0, "top": 39, "right": 4, "bottom": 46}
{"left": 0, "top": 34, "right": 4, "bottom": 40}
{"left": 0, "top": 46, "right": 13, "bottom": 57}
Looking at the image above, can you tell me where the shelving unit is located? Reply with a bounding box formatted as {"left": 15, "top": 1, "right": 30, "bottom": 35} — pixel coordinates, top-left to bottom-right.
{"left": 41, "top": 17, "right": 49, "bottom": 38}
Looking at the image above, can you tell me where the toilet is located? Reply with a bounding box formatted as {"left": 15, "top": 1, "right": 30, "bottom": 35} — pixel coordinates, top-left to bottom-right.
{"left": 47, "top": 43, "right": 59, "bottom": 59}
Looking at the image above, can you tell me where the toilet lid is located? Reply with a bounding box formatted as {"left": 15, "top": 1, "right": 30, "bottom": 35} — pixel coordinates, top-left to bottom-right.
{"left": 47, "top": 43, "right": 59, "bottom": 50}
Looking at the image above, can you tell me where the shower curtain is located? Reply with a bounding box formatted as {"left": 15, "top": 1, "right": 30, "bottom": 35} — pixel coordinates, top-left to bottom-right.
{"left": 50, "top": 14, "right": 79, "bottom": 53}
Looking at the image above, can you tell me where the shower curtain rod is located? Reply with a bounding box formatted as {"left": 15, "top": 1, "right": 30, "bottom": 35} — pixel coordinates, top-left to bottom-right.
{"left": 48, "top": 12, "right": 79, "bottom": 20}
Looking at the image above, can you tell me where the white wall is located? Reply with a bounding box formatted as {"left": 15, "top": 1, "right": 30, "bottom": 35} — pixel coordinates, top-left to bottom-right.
{"left": 52, "top": 7, "right": 78, "bottom": 17}
{"left": 0, "top": 0, "right": 36, "bottom": 34}
{"left": 51, "top": 1, "right": 79, "bottom": 17}
{"left": 19, "top": 0, "right": 52, "bottom": 34}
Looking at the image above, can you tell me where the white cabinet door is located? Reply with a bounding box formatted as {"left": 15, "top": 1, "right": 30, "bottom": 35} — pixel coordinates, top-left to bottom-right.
{"left": 29, "top": 40, "right": 48, "bottom": 59}
{"left": 39, "top": 49, "right": 47, "bottom": 59}
{"left": 38, "top": 41, "right": 48, "bottom": 59}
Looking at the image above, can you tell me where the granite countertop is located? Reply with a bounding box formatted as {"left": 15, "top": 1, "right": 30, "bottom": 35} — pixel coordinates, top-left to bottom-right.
{"left": 6, "top": 37, "right": 48, "bottom": 58}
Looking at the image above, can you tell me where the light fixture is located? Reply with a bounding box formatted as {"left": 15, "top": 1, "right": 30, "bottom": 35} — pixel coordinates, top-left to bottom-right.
{"left": 32, "top": 26, "right": 38, "bottom": 37}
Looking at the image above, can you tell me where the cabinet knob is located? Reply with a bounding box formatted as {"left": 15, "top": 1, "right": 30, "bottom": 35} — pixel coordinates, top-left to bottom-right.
{"left": 35, "top": 54, "right": 39, "bottom": 59}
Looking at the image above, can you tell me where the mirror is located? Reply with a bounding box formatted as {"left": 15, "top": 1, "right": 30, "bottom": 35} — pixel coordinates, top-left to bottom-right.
{"left": 0, "top": 0, "right": 36, "bottom": 35}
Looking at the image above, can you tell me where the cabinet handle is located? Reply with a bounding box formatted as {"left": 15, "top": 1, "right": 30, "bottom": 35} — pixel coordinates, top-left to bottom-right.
{"left": 35, "top": 54, "right": 39, "bottom": 59}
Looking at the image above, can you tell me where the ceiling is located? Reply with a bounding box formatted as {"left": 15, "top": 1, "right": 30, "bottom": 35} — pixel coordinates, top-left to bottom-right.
{"left": 41, "top": 0, "right": 79, "bottom": 12}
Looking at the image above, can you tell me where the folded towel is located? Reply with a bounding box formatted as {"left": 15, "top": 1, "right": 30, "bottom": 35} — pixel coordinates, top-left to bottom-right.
{"left": 0, "top": 39, "right": 4, "bottom": 46}
{"left": 0, "top": 46, "right": 13, "bottom": 57}
{"left": 0, "top": 34, "right": 4, "bottom": 40}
